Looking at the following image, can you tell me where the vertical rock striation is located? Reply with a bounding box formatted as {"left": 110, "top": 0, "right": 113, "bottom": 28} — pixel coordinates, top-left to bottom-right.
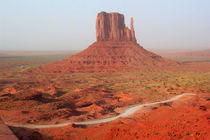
{"left": 130, "top": 17, "right": 136, "bottom": 42}
{"left": 96, "top": 12, "right": 136, "bottom": 42}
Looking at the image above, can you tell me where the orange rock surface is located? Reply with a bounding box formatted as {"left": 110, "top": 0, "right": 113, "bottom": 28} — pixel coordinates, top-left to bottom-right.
{"left": 96, "top": 12, "right": 136, "bottom": 42}
{"left": 12, "top": 94, "right": 210, "bottom": 140}
{"left": 32, "top": 12, "right": 178, "bottom": 73}
{"left": 36, "top": 41, "right": 178, "bottom": 73}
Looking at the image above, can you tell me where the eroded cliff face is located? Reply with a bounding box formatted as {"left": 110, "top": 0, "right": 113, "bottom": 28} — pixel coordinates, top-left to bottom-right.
{"left": 34, "top": 11, "right": 178, "bottom": 73}
{"left": 96, "top": 12, "right": 136, "bottom": 42}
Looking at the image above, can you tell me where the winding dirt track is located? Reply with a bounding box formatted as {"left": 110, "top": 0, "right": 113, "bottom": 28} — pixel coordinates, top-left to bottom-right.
{"left": 5, "top": 93, "right": 196, "bottom": 129}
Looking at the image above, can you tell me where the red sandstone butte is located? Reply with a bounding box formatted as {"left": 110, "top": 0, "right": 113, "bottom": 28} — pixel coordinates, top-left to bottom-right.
{"left": 96, "top": 12, "right": 136, "bottom": 42}
{"left": 35, "top": 11, "right": 177, "bottom": 73}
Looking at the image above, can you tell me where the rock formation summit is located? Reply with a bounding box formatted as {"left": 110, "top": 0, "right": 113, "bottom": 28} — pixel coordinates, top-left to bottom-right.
{"left": 96, "top": 12, "right": 136, "bottom": 42}
{"left": 37, "top": 12, "right": 177, "bottom": 73}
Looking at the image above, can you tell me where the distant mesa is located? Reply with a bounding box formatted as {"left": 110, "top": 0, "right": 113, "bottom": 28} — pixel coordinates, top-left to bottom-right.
{"left": 34, "top": 11, "right": 177, "bottom": 73}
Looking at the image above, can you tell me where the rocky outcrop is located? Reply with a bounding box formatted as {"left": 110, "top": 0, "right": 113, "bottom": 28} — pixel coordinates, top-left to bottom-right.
{"left": 34, "top": 11, "right": 178, "bottom": 73}
{"left": 96, "top": 12, "right": 136, "bottom": 42}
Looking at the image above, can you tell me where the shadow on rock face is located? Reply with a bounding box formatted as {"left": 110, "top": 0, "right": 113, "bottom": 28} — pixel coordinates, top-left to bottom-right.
{"left": 72, "top": 123, "right": 87, "bottom": 128}
{"left": 9, "top": 127, "right": 46, "bottom": 140}
{"left": 199, "top": 105, "right": 207, "bottom": 111}
{"left": 23, "top": 131, "right": 43, "bottom": 140}
{"left": 160, "top": 102, "right": 172, "bottom": 107}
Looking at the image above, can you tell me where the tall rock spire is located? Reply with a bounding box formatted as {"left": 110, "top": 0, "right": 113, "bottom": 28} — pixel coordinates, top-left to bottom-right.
{"left": 130, "top": 17, "right": 136, "bottom": 42}
{"left": 96, "top": 12, "right": 136, "bottom": 42}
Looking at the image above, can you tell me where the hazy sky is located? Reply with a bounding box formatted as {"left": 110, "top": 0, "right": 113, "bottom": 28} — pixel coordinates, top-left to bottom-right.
{"left": 0, "top": 0, "right": 210, "bottom": 51}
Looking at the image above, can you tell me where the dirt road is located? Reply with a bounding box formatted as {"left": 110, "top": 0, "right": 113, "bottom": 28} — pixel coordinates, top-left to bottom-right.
{"left": 5, "top": 93, "right": 196, "bottom": 128}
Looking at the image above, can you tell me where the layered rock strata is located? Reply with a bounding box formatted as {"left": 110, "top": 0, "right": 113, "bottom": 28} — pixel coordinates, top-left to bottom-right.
{"left": 96, "top": 12, "right": 136, "bottom": 42}
{"left": 34, "top": 11, "right": 177, "bottom": 73}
